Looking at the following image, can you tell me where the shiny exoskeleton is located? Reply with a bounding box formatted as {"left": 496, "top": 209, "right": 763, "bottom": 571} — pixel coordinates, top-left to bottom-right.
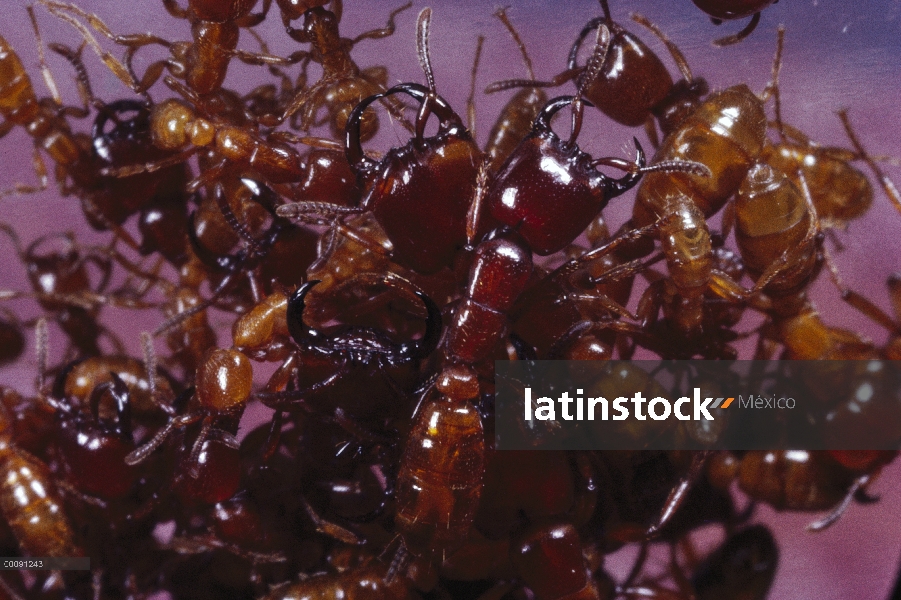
{"left": 257, "top": 279, "right": 442, "bottom": 430}
{"left": 0, "top": 390, "right": 81, "bottom": 559}
{"left": 487, "top": 0, "right": 709, "bottom": 137}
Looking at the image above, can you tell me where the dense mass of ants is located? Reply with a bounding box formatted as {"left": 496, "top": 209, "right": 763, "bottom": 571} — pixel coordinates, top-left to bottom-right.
{"left": 0, "top": 0, "right": 897, "bottom": 598}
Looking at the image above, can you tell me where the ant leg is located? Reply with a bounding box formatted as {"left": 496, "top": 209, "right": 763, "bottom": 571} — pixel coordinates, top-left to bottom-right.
{"left": 631, "top": 13, "right": 694, "bottom": 82}
{"left": 281, "top": 80, "right": 327, "bottom": 124}
{"left": 27, "top": 6, "right": 62, "bottom": 105}
{"left": 721, "top": 199, "right": 736, "bottom": 240}
{"left": 712, "top": 12, "right": 762, "bottom": 47}
{"left": 35, "top": 318, "right": 50, "bottom": 396}
{"left": 709, "top": 270, "right": 772, "bottom": 312}
{"left": 552, "top": 219, "right": 661, "bottom": 282}
{"left": 75, "top": 197, "right": 143, "bottom": 251}
{"left": 101, "top": 147, "right": 198, "bottom": 178}
{"left": 161, "top": 0, "right": 188, "bottom": 19}
{"left": 840, "top": 286, "right": 901, "bottom": 335}
{"left": 234, "top": 0, "right": 273, "bottom": 27}
{"left": 645, "top": 451, "right": 711, "bottom": 538}
{"left": 262, "top": 409, "right": 285, "bottom": 462}
{"left": 759, "top": 26, "right": 785, "bottom": 129}
{"left": 40, "top": 1, "right": 169, "bottom": 91}
{"left": 0, "top": 148, "right": 49, "bottom": 197}
{"left": 838, "top": 109, "right": 901, "bottom": 217}
{"left": 371, "top": 84, "right": 416, "bottom": 134}
{"left": 807, "top": 473, "right": 873, "bottom": 532}
{"left": 485, "top": 67, "right": 582, "bottom": 95}
{"left": 351, "top": 1, "right": 413, "bottom": 45}
{"left": 230, "top": 48, "right": 306, "bottom": 68}
{"left": 244, "top": 28, "right": 299, "bottom": 87}
{"left": 255, "top": 364, "right": 351, "bottom": 410}
{"left": 47, "top": 43, "right": 98, "bottom": 116}
{"left": 302, "top": 498, "right": 363, "bottom": 545}
{"left": 269, "top": 132, "right": 343, "bottom": 151}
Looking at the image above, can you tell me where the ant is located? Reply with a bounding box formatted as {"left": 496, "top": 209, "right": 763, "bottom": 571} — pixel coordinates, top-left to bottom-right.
{"left": 759, "top": 28, "right": 901, "bottom": 230}
{"left": 276, "top": 0, "right": 413, "bottom": 140}
{"left": 486, "top": 0, "right": 710, "bottom": 144}
{"left": 621, "top": 525, "right": 778, "bottom": 600}
{"left": 481, "top": 23, "right": 704, "bottom": 257}
{"left": 101, "top": 82, "right": 334, "bottom": 192}
{"left": 394, "top": 363, "right": 485, "bottom": 571}
{"left": 123, "top": 346, "right": 252, "bottom": 484}
{"left": 0, "top": 225, "right": 163, "bottom": 358}
{"left": 42, "top": 0, "right": 297, "bottom": 98}
{"left": 0, "top": 322, "right": 82, "bottom": 561}
{"left": 255, "top": 277, "right": 442, "bottom": 438}
{"left": 707, "top": 449, "right": 889, "bottom": 532}
{"left": 280, "top": 7, "right": 481, "bottom": 275}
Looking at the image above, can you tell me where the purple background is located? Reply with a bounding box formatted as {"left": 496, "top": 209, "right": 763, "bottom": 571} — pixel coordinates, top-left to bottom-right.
{"left": 1, "top": 0, "right": 900, "bottom": 598}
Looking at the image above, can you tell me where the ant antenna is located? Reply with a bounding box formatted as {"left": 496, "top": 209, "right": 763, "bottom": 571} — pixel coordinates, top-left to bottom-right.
{"left": 838, "top": 109, "right": 901, "bottom": 218}
{"left": 495, "top": 7, "right": 535, "bottom": 80}
{"left": 764, "top": 26, "right": 787, "bottom": 141}
{"left": 35, "top": 317, "right": 49, "bottom": 396}
{"left": 466, "top": 35, "right": 484, "bottom": 137}
{"left": 415, "top": 7, "right": 437, "bottom": 142}
{"left": 569, "top": 23, "right": 610, "bottom": 145}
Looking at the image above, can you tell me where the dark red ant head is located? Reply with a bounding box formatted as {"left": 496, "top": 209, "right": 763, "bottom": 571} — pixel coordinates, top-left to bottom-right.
{"left": 346, "top": 83, "right": 481, "bottom": 274}
{"left": 571, "top": 17, "right": 674, "bottom": 127}
{"left": 174, "top": 437, "right": 242, "bottom": 505}
{"left": 24, "top": 235, "right": 91, "bottom": 311}
{"left": 92, "top": 100, "right": 187, "bottom": 217}
{"left": 54, "top": 373, "right": 139, "bottom": 500}
{"left": 486, "top": 96, "right": 645, "bottom": 256}
{"left": 286, "top": 279, "right": 442, "bottom": 362}
{"left": 189, "top": 0, "right": 258, "bottom": 23}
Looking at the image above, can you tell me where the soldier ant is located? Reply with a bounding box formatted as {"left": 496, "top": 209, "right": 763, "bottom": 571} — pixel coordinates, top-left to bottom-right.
{"left": 482, "top": 22, "right": 706, "bottom": 257}
{"left": 486, "top": 0, "right": 710, "bottom": 145}
{"left": 280, "top": 7, "right": 481, "bottom": 275}
{"left": 256, "top": 277, "right": 442, "bottom": 436}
